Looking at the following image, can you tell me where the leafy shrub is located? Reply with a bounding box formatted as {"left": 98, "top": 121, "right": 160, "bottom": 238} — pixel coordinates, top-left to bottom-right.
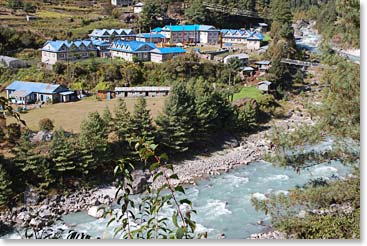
{"left": 39, "top": 118, "right": 54, "bottom": 132}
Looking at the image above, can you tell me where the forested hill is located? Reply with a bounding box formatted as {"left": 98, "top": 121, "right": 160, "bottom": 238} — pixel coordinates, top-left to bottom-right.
{"left": 1, "top": 0, "right": 359, "bottom": 48}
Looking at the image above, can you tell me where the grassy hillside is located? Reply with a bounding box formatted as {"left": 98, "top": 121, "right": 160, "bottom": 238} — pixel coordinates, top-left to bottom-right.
{"left": 7, "top": 96, "right": 166, "bottom": 133}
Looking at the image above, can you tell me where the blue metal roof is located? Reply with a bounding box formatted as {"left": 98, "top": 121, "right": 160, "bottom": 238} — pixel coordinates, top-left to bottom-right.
{"left": 90, "top": 28, "right": 135, "bottom": 37}
{"left": 91, "top": 39, "right": 111, "bottom": 47}
{"left": 151, "top": 27, "right": 162, "bottom": 32}
{"left": 152, "top": 47, "right": 186, "bottom": 54}
{"left": 248, "top": 32, "right": 264, "bottom": 41}
{"left": 6, "top": 81, "right": 64, "bottom": 94}
{"left": 161, "top": 24, "right": 216, "bottom": 32}
{"left": 137, "top": 33, "right": 165, "bottom": 39}
{"left": 42, "top": 40, "right": 97, "bottom": 52}
{"left": 110, "top": 40, "right": 156, "bottom": 52}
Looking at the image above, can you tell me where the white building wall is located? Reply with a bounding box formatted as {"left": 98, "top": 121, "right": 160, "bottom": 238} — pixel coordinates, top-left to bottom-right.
{"left": 42, "top": 51, "right": 59, "bottom": 65}
{"left": 247, "top": 40, "right": 260, "bottom": 50}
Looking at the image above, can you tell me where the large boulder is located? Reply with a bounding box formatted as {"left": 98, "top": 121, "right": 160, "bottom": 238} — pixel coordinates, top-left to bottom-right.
{"left": 87, "top": 206, "right": 105, "bottom": 218}
{"left": 30, "top": 130, "right": 53, "bottom": 144}
{"left": 29, "top": 218, "right": 44, "bottom": 228}
{"left": 131, "top": 170, "right": 147, "bottom": 194}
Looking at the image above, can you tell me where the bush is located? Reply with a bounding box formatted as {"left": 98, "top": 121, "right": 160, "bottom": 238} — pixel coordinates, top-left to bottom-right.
{"left": 6, "top": 123, "right": 21, "bottom": 144}
{"left": 39, "top": 118, "right": 54, "bottom": 131}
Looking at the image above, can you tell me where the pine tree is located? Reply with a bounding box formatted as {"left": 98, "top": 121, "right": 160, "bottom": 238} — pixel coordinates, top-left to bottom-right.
{"left": 79, "top": 111, "right": 108, "bottom": 149}
{"left": 102, "top": 106, "right": 113, "bottom": 134}
{"left": 156, "top": 83, "right": 196, "bottom": 154}
{"left": 268, "top": 0, "right": 296, "bottom": 59}
{"left": 50, "top": 129, "right": 77, "bottom": 183}
{"left": 130, "top": 97, "right": 155, "bottom": 143}
{"left": 114, "top": 98, "right": 132, "bottom": 143}
{"left": 12, "top": 130, "right": 54, "bottom": 188}
{"left": 0, "top": 161, "right": 13, "bottom": 206}
{"left": 192, "top": 82, "right": 220, "bottom": 142}
{"left": 79, "top": 111, "right": 108, "bottom": 171}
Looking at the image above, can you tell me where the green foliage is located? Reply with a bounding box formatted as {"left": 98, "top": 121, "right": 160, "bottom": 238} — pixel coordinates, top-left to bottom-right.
{"left": 268, "top": 0, "right": 296, "bottom": 60}
{"left": 130, "top": 97, "right": 156, "bottom": 143}
{"left": 114, "top": 99, "right": 132, "bottom": 144}
{"left": 79, "top": 111, "right": 109, "bottom": 171}
{"left": 252, "top": 172, "right": 360, "bottom": 239}
{"left": 79, "top": 111, "right": 108, "bottom": 150}
{"left": 236, "top": 102, "right": 257, "bottom": 131}
{"left": 6, "top": 123, "right": 21, "bottom": 144}
{"left": 109, "top": 140, "right": 206, "bottom": 239}
{"left": 102, "top": 106, "right": 113, "bottom": 133}
{"left": 0, "top": 161, "right": 14, "bottom": 206}
{"left": 0, "top": 26, "right": 43, "bottom": 55}
{"left": 156, "top": 83, "right": 196, "bottom": 154}
{"left": 50, "top": 129, "right": 77, "bottom": 181}
{"left": 13, "top": 130, "right": 54, "bottom": 188}
{"left": 185, "top": 0, "right": 208, "bottom": 23}
{"left": 112, "top": 8, "right": 121, "bottom": 19}
{"left": 38, "top": 118, "right": 54, "bottom": 132}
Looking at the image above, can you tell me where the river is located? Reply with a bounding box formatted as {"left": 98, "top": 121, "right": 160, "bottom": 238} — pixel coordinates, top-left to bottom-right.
{"left": 3, "top": 159, "right": 354, "bottom": 239}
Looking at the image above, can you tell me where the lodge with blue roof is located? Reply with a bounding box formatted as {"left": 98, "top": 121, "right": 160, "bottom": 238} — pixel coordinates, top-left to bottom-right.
{"left": 110, "top": 40, "right": 186, "bottom": 63}
{"left": 89, "top": 28, "right": 136, "bottom": 42}
{"left": 160, "top": 24, "right": 219, "bottom": 44}
{"left": 41, "top": 40, "right": 97, "bottom": 65}
{"left": 110, "top": 40, "right": 156, "bottom": 62}
{"left": 5, "top": 81, "right": 75, "bottom": 104}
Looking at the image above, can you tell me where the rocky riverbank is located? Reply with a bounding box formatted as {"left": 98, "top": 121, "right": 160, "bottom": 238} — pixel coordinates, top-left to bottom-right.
{"left": 151, "top": 104, "right": 315, "bottom": 189}
{"left": 0, "top": 188, "right": 114, "bottom": 236}
{"left": 1, "top": 92, "right": 315, "bottom": 237}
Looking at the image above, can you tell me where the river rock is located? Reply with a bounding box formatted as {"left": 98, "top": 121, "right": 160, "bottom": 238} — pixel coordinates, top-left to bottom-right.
{"left": 297, "top": 210, "right": 307, "bottom": 219}
{"left": 87, "top": 206, "right": 105, "bottom": 218}
{"left": 38, "top": 209, "right": 52, "bottom": 219}
{"left": 131, "top": 170, "right": 147, "bottom": 194}
{"left": 29, "top": 218, "right": 44, "bottom": 228}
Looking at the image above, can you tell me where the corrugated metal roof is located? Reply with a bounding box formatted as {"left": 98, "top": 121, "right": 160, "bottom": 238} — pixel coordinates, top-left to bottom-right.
{"left": 115, "top": 86, "right": 171, "bottom": 92}
{"left": 41, "top": 40, "right": 97, "bottom": 52}
{"left": 110, "top": 40, "right": 156, "bottom": 52}
{"left": 59, "top": 91, "right": 74, "bottom": 95}
{"left": 90, "top": 28, "right": 135, "bottom": 37}
{"left": 151, "top": 27, "right": 162, "bottom": 32}
{"left": 224, "top": 53, "right": 249, "bottom": 63}
{"left": 137, "top": 33, "right": 165, "bottom": 39}
{"left": 0, "top": 55, "right": 22, "bottom": 63}
{"left": 11, "top": 90, "right": 32, "bottom": 97}
{"left": 151, "top": 47, "right": 186, "bottom": 54}
{"left": 258, "top": 80, "right": 272, "bottom": 85}
{"left": 6, "top": 81, "right": 62, "bottom": 94}
{"left": 255, "top": 60, "right": 271, "bottom": 65}
{"left": 162, "top": 24, "right": 216, "bottom": 32}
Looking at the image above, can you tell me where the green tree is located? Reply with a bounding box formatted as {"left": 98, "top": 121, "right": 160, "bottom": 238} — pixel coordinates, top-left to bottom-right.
{"left": 13, "top": 131, "right": 54, "bottom": 188}
{"left": 50, "top": 129, "right": 77, "bottom": 183}
{"left": 185, "top": 0, "right": 208, "bottom": 23}
{"left": 114, "top": 98, "right": 132, "bottom": 144}
{"left": 268, "top": 0, "right": 296, "bottom": 59}
{"left": 102, "top": 106, "right": 113, "bottom": 133}
{"left": 79, "top": 111, "right": 108, "bottom": 149}
{"left": 130, "top": 97, "right": 155, "bottom": 143}
{"left": 0, "top": 161, "right": 13, "bottom": 206}
{"left": 156, "top": 83, "right": 196, "bottom": 154}
{"left": 79, "top": 111, "right": 109, "bottom": 171}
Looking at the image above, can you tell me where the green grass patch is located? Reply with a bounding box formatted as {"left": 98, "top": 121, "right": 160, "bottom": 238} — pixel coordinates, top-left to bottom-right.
{"left": 233, "top": 86, "right": 264, "bottom": 101}
{"left": 262, "top": 33, "right": 271, "bottom": 42}
{"left": 37, "top": 10, "right": 73, "bottom": 19}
